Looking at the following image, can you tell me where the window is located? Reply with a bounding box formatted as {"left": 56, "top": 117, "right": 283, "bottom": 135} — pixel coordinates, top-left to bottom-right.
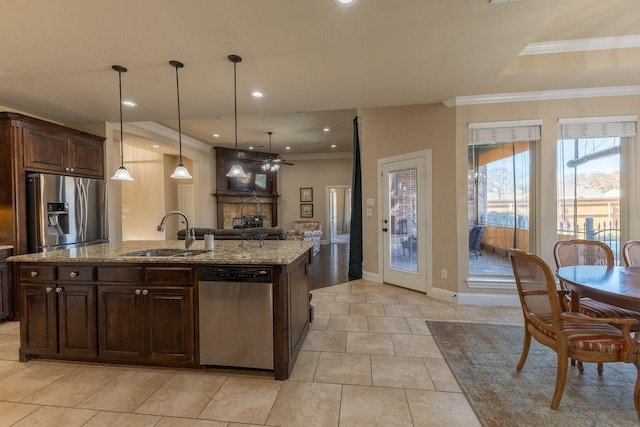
{"left": 468, "top": 121, "right": 540, "bottom": 276}
{"left": 556, "top": 117, "right": 637, "bottom": 263}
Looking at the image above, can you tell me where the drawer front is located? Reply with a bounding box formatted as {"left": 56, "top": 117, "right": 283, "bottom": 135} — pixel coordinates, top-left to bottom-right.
{"left": 19, "top": 265, "right": 56, "bottom": 282}
{"left": 58, "top": 266, "right": 96, "bottom": 282}
{"left": 145, "top": 267, "right": 193, "bottom": 285}
{"left": 98, "top": 266, "right": 144, "bottom": 283}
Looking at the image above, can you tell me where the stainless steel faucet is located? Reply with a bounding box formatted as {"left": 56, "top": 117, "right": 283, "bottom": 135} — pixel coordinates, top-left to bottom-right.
{"left": 157, "top": 210, "right": 195, "bottom": 249}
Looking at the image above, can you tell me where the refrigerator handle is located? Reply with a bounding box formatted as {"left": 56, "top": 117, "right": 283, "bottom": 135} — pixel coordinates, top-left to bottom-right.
{"left": 76, "top": 180, "right": 87, "bottom": 241}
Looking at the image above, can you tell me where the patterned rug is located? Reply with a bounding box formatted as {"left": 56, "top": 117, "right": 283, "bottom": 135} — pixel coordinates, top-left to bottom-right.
{"left": 427, "top": 321, "right": 640, "bottom": 427}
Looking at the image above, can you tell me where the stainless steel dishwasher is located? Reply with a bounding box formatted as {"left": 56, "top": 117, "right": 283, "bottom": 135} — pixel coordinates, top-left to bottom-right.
{"left": 198, "top": 266, "right": 274, "bottom": 370}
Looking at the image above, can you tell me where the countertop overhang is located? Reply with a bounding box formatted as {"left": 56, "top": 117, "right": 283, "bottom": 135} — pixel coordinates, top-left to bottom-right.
{"left": 7, "top": 240, "right": 314, "bottom": 265}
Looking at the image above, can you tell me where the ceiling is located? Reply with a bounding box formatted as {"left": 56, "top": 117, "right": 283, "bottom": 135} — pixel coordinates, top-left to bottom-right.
{"left": 1, "top": 0, "right": 640, "bottom": 156}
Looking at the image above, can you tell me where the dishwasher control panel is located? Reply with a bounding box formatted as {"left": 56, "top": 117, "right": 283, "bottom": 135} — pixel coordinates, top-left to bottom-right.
{"left": 198, "top": 266, "right": 273, "bottom": 282}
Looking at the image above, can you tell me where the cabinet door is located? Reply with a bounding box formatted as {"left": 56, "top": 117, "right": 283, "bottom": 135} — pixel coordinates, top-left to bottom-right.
{"left": 24, "top": 130, "right": 68, "bottom": 173}
{"left": 0, "top": 263, "right": 8, "bottom": 320}
{"left": 58, "top": 284, "right": 97, "bottom": 358}
{"left": 98, "top": 285, "right": 145, "bottom": 361}
{"left": 20, "top": 284, "right": 57, "bottom": 355}
{"left": 68, "top": 138, "right": 104, "bottom": 178}
{"left": 145, "top": 287, "right": 194, "bottom": 363}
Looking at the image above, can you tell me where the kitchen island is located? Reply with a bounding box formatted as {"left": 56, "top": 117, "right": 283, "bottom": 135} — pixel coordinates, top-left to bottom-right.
{"left": 8, "top": 239, "right": 314, "bottom": 380}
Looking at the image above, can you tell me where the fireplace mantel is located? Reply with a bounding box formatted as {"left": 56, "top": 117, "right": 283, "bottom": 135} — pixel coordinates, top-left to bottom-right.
{"left": 214, "top": 147, "right": 280, "bottom": 229}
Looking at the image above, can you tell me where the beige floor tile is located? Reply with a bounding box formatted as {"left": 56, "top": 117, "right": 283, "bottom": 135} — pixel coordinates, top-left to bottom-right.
{"left": 327, "top": 315, "right": 369, "bottom": 332}
{"left": 135, "top": 372, "right": 227, "bottom": 418}
{"left": 12, "top": 406, "right": 98, "bottom": 427}
{"left": 0, "top": 360, "right": 28, "bottom": 381}
{"left": 351, "top": 284, "right": 382, "bottom": 294}
{"left": 490, "top": 306, "right": 525, "bottom": 324}
{"left": 419, "top": 305, "right": 465, "bottom": 321}
{"left": 267, "top": 380, "right": 342, "bottom": 427}
{"left": 346, "top": 332, "right": 395, "bottom": 355}
{"left": 371, "top": 354, "right": 435, "bottom": 390}
{"left": 20, "top": 365, "right": 125, "bottom": 407}
{"left": 313, "top": 301, "right": 350, "bottom": 315}
{"left": 321, "top": 283, "right": 352, "bottom": 293}
{"left": 406, "top": 389, "right": 481, "bottom": 427}
{"left": 379, "top": 284, "right": 411, "bottom": 295}
{"left": 396, "top": 293, "right": 435, "bottom": 305}
{"left": 156, "top": 418, "right": 227, "bottom": 427}
{"left": 0, "top": 362, "right": 78, "bottom": 401}
{"left": 368, "top": 316, "right": 411, "bottom": 334}
{"left": 406, "top": 318, "right": 432, "bottom": 335}
{"left": 314, "top": 351, "right": 372, "bottom": 385}
{"left": 349, "top": 303, "right": 386, "bottom": 316}
{"left": 309, "top": 313, "right": 330, "bottom": 330}
{"left": 83, "top": 411, "right": 161, "bottom": 426}
{"left": 0, "top": 334, "right": 20, "bottom": 361}
{"left": 423, "top": 357, "right": 461, "bottom": 392}
{"left": 288, "top": 350, "right": 320, "bottom": 381}
{"left": 383, "top": 303, "right": 424, "bottom": 318}
{"left": 391, "top": 334, "right": 443, "bottom": 358}
{"left": 334, "top": 292, "right": 367, "bottom": 303}
{"left": 198, "top": 377, "right": 282, "bottom": 424}
{"left": 310, "top": 291, "right": 337, "bottom": 302}
{"left": 0, "top": 401, "right": 40, "bottom": 427}
{"left": 339, "top": 384, "right": 413, "bottom": 427}
{"left": 455, "top": 305, "right": 509, "bottom": 322}
{"left": 366, "top": 293, "right": 400, "bottom": 304}
{"left": 76, "top": 369, "right": 174, "bottom": 412}
{"left": 301, "top": 330, "right": 346, "bottom": 352}
{"left": 0, "top": 321, "right": 19, "bottom": 335}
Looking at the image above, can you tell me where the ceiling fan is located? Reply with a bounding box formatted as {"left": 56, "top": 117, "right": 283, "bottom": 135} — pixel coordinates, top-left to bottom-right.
{"left": 260, "top": 131, "right": 293, "bottom": 172}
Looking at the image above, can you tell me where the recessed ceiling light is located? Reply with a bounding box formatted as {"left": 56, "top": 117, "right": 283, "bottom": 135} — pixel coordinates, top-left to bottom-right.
{"left": 333, "top": 0, "right": 358, "bottom": 6}
{"left": 152, "top": 144, "right": 159, "bottom": 148}
{"left": 213, "top": 133, "right": 220, "bottom": 138}
{"left": 248, "top": 146, "right": 254, "bottom": 150}
{"left": 285, "top": 146, "right": 291, "bottom": 150}
{"left": 122, "top": 100, "right": 137, "bottom": 107}
{"left": 323, "top": 127, "right": 330, "bottom": 132}
{"left": 331, "top": 144, "right": 337, "bottom": 148}
{"left": 293, "top": 111, "right": 306, "bottom": 116}
{"left": 252, "top": 91, "right": 264, "bottom": 98}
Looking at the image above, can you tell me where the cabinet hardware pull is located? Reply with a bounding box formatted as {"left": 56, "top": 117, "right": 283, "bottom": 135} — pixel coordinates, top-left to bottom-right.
{"left": 70, "top": 271, "right": 78, "bottom": 278}
{"left": 31, "top": 271, "right": 39, "bottom": 277}
{"left": 46, "top": 286, "right": 53, "bottom": 292}
{"left": 135, "top": 289, "right": 142, "bottom": 295}
{"left": 56, "top": 287, "right": 62, "bottom": 293}
{"left": 142, "top": 289, "right": 149, "bottom": 296}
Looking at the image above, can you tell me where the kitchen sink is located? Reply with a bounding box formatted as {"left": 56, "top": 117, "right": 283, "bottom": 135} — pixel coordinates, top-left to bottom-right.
{"left": 121, "top": 248, "right": 210, "bottom": 257}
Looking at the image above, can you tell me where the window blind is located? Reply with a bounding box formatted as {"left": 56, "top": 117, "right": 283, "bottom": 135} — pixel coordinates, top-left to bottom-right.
{"left": 558, "top": 116, "right": 637, "bottom": 139}
{"left": 469, "top": 121, "right": 541, "bottom": 145}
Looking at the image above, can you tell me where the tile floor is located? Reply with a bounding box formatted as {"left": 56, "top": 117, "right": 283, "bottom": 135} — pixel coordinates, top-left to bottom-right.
{"left": 0, "top": 279, "right": 524, "bottom": 427}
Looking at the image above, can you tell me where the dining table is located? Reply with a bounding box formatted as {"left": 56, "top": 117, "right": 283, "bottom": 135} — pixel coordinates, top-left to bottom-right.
{"left": 556, "top": 265, "right": 640, "bottom": 313}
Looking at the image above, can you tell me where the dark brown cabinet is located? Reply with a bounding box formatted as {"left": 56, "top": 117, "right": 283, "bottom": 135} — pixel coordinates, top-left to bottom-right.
{"left": 19, "top": 265, "right": 97, "bottom": 360}
{"left": 97, "top": 266, "right": 195, "bottom": 365}
{"left": 0, "top": 247, "right": 11, "bottom": 321}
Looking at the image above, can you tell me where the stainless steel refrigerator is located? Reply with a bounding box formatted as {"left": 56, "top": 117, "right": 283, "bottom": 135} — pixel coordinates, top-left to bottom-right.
{"left": 27, "top": 173, "right": 108, "bottom": 252}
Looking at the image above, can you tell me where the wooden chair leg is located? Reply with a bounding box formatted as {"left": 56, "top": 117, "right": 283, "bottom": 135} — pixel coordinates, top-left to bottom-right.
{"left": 597, "top": 362, "right": 603, "bottom": 376}
{"left": 516, "top": 329, "right": 531, "bottom": 372}
{"left": 551, "top": 352, "right": 569, "bottom": 410}
{"left": 577, "top": 361, "right": 584, "bottom": 375}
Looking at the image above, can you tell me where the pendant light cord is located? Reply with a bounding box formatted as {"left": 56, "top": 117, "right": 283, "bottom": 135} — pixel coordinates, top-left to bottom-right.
{"left": 233, "top": 59, "right": 238, "bottom": 159}
{"left": 116, "top": 67, "right": 125, "bottom": 167}
{"left": 175, "top": 64, "right": 183, "bottom": 162}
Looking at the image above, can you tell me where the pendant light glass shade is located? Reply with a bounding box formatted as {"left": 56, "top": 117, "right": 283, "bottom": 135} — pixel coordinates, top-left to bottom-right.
{"left": 226, "top": 54, "right": 247, "bottom": 178}
{"left": 110, "top": 65, "right": 134, "bottom": 181}
{"left": 169, "top": 60, "right": 192, "bottom": 179}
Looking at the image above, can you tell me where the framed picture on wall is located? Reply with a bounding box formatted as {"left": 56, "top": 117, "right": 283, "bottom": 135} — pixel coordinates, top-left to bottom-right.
{"left": 300, "top": 203, "right": 313, "bottom": 218}
{"left": 300, "top": 187, "right": 313, "bottom": 202}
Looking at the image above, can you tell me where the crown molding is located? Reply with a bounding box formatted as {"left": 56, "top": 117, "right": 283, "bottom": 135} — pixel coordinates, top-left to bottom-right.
{"left": 131, "top": 121, "right": 212, "bottom": 152}
{"left": 520, "top": 34, "right": 640, "bottom": 56}
{"left": 442, "top": 85, "right": 640, "bottom": 107}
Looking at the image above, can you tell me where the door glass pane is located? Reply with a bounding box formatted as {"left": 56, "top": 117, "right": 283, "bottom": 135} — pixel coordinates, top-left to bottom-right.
{"left": 556, "top": 137, "right": 621, "bottom": 263}
{"left": 468, "top": 142, "right": 532, "bottom": 276}
{"left": 389, "top": 168, "right": 417, "bottom": 272}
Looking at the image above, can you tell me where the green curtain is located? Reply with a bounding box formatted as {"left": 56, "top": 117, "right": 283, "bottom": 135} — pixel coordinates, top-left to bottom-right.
{"left": 348, "top": 116, "right": 363, "bottom": 279}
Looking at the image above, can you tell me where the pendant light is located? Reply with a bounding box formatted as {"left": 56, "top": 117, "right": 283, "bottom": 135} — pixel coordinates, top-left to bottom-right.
{"left": 111, "top": 65, "right": 134, "bottom": 181}
{"left": 169, "top": 60, "right": 192, "bottom": 179}
{"left": 226, "top": 54, "right": 247, "bottom": 178}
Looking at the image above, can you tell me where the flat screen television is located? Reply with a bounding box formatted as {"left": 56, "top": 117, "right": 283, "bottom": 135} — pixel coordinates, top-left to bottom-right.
{"left": 228, "top": 171, "right": 268, "bottom": 192}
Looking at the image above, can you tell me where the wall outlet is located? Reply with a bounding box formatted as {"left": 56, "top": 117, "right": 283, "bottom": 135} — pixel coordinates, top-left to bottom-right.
{"left": 440, "top": 269, "right": 448, "bottom": 279}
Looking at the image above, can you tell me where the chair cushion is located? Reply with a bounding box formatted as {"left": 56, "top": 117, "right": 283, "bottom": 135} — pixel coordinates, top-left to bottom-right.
{"left": 578, "top": 298, "right": 640, "bottom": 320}
{"left": 536, "top": 318, "right": 631, "bottom": 354}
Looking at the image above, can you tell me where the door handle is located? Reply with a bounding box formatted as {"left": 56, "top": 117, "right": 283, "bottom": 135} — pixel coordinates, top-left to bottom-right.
{"left": 382, "top": 228, "right": 388, "bottom": 232}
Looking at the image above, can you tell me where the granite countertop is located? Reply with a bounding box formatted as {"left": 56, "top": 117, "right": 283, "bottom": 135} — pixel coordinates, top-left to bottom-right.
{"left": 7, "top": 240, "right": 314, "bottom": 265}
{"left": 0, "top": 245, "right": 13, "bottom": 251}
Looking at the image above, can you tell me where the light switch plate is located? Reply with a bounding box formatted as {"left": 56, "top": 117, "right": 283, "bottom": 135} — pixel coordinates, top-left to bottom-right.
{"left": 366, "top": 198, "right": 375, "bottom": 206}
{"left": 366, "top": 208, "right": 373, "bottom": 216}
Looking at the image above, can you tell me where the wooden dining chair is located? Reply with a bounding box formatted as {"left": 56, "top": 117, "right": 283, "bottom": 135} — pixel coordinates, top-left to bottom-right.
{"left": 623, "top": 240, "right": 640, "bottom": 267}
{"left": 554, "top": 239, "right": 640, "bottom": 374}
{"left": 509, "top": 249, "right": 640, "bottom": 417}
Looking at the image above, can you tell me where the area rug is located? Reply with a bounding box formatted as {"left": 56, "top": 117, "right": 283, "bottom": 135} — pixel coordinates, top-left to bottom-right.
{"left": 427, "top": 321, "right": 640, "bottom": 427}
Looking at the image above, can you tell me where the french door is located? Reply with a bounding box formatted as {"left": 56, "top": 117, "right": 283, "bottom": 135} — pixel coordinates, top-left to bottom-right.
{"left": 380, "top": 151, "right": 431, "bottom": 293}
